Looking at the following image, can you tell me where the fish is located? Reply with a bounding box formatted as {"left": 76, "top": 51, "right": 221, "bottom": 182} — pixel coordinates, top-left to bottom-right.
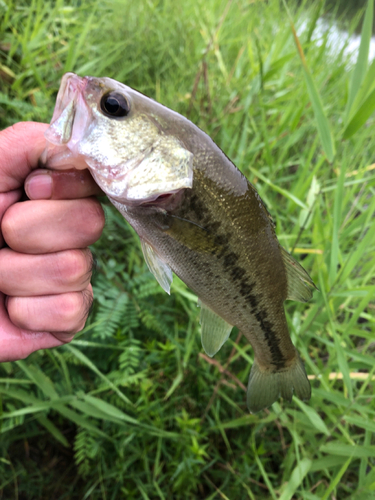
{"left": 42, "top": 72, "right": 316, "bottom": 413}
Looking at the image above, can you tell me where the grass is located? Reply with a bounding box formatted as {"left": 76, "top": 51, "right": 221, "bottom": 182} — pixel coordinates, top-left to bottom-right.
{"left": 1, "top": 0, "right": 375, "bottom": 498}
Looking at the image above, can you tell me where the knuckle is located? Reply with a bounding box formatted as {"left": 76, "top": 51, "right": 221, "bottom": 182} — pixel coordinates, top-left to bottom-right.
{"left": 0, "top": 191, "right": 21, "bottom": 221}
{"left": 1, "top": 123, "right": 29, "bottom": 147}
{"left": 60, "top": 293, "right": 83, "bottom": 323}
{"left": 1, "top": 204, "right": 18, "bottom": 244}
{"left": 0, "top": 249, "right": 14, "bottom": 293}
{"left": 7, "top": 122, "right": 29, "bottom": 137}
{"left": 6, "top": 296, "right": 28, "bottom": 329}
{"left": 60, "top": 288, "right": 93, "bottom": 330}
{"left": 58, "top": 334, "right": 75, "bottom": 344}
{"left": 61, "top": 249, "right": 93, "bottom": 287}
{"left": 82, "top": 199, "right": 105, "bottom": 240}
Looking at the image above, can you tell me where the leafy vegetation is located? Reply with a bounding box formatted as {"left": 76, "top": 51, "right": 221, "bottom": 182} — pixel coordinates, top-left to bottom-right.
{"left": 1, "top": 0, "right": 375, "bottom": 498}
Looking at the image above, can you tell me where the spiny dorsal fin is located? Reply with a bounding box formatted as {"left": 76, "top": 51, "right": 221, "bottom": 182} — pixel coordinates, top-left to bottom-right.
{"left": 140, "top": 238, "right": 173, "bottom": 294}
{"left": 280, "top": 247, "right": 317, "bottom": 303}
{"left": 198, "top": 299, "right": 233, "bottom": 357}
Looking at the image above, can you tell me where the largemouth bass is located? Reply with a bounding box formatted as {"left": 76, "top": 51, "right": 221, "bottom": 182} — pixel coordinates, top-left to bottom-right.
{"left": 42, "top": 73, "right": 316, "bottom": 413}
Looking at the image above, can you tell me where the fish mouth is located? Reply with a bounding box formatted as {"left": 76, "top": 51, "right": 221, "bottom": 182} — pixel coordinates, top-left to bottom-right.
{"left": 41, "top": 73, "right": 94, "bottom": 170}
{"left": 51, "top": 73, "right": 89, "bottom": 122}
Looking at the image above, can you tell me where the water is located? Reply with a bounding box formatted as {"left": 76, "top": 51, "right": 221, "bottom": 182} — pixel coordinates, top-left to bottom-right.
{"left": 295, "top": 0, "right": 375, "bottom": 63}
{"left": 313, "top": 17, "right": 375, "bottom": 63}
{"left": 324, "top": 0, "right": 370, "bottom": 29}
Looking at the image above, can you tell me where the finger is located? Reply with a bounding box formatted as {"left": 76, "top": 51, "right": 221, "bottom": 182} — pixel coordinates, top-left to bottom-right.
{"left": 0, "top": 292, "right": 65, "bottom": 362}
{"left": 0, "top": 122, "right": 48, "bottom": 193}
{"left": 25, "top": 168, "right": 104, "bottom": 200}
{"left": 2, "top": 198, "right": 105, "bottom": 254}
{"left": 0, "top": 248, "right": 94, "bottom": 296}
{"left": 6, "top": 285, "right": 93, "bottom": 337}
{"left": 0, "top": 190, "right": 22, "bottom": 247}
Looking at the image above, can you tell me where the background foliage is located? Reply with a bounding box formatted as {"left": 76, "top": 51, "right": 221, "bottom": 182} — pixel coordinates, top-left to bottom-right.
{"left": 1, "top": 0, "right": 375, "bottom": 498}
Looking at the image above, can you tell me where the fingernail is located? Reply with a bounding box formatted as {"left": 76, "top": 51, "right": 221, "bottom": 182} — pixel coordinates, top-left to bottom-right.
{"left": 25, "top": 170, "right": 53, "bottom": 199}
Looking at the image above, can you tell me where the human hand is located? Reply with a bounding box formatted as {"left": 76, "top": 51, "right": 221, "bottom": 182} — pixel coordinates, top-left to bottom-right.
{"left": 0, "top": 122, "right": 105, "bottom": 362}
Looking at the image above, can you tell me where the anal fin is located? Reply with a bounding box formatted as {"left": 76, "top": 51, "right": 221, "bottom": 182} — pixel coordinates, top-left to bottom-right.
{"left": 141, "top": 239, "right": 173, "bottom": 294}
{"left": 198, "top": 300, "right": 233, "bottom": 357}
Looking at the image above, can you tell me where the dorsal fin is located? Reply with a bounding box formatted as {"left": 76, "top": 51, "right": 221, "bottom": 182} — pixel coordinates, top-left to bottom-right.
{"left": 280, "top": 247, "right": 317, "bottom": 302}
{"left": 198, "top": 299, "right": 233, "bottom": 357}
{"left": 140, "top": 239, "right": 173, "bottom": 294}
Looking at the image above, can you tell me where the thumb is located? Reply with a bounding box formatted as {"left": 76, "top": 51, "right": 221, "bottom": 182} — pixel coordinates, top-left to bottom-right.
{"left": 0, "top": 122, "right": 48, "bottom": 193}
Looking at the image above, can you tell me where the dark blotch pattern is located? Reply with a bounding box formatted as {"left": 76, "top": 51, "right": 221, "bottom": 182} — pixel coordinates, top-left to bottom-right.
{"left": 188, "top": 194, "right": 207, "bottom": 221}
{"left": 218, "top": 242, "right": 286, "bottom": 369}
{"left": 254, "top": 311, "right": 285, "bottom": 370}
{"left": 180, "top": 187, "right": 286, "bottom": 370}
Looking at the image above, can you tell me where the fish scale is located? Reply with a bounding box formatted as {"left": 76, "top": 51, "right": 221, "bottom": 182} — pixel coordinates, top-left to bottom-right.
{"left": 43, "top": 72, "right": 317, "bottom": 413}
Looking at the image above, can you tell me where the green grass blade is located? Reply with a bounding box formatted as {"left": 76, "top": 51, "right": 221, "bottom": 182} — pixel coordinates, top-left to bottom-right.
{"left": 345, "top": 0, "right": 374, "bottom": 121}
{"left": 252, "top": 437, "right": 277, "bottom": 500}
{"left": 293, "top": 399, "right": 330, "bottom": 436}
{"left": 344, "top": 415, "right": 375, "bottom": 433}
{"left": 343, "top": 87, "right": 375, "bottom": 138}
{"left": 249, "top": 166, "right": 307, "bottom": 209}
{"left": 309, "top": 456, "right": 348, "bottom": 472}
{"left": 82, "top": 394, "right": 139, "bottom": 425}
{"left": 282, "top": 0, "right": 336, "bottom": 162}
{"left": 332, "top": 327, "right": 353, "bottom": 401}
{"left": 63, "top": 10, "right": 97, "bottom": 73}
{"left": 359, "top": 430, "right": 372, "bottom": 488}
{"left": 329, "top": 155, "right": 346, "bottom": 286}
{"left": 321, "top": 457, "right": 352, "bottom": 500}
{"left": 344, "top": 56, "right": 375, "bottom": 122}
{"left": 36, "top": 414, "right": 70, "bottom": 447}
{"left": 15, "top": 361, "right": 59, "bottom": 399}
{"left": 320, "top": 442, "right": 375, "bottom": 458}
{"left": 53, "top": 403, "right": 112, "bottom": 440}
{"left": 279, "top": 458, "right": 312, "bottom": 500}
{"left": 64, "top": 344, "right": 133, "bottom": 406}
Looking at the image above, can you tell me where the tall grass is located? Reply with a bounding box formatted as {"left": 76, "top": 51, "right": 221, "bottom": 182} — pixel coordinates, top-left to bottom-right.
{"left": 1, "top": 0, "right": 375, "bottom": 498}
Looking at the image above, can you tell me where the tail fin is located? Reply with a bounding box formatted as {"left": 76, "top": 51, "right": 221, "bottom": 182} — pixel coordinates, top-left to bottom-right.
{"left": 247, "top": 353, "right": 311, "bottom": 413}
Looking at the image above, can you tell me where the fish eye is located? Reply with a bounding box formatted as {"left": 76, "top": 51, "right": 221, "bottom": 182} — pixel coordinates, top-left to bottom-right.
{"left": 100, "top": 92, "right": 130, "bottom": 118}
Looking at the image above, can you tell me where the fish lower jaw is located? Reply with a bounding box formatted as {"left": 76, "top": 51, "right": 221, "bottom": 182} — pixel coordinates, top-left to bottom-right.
{"left": 41, "top": 143, "right": 89, "bottom": 171}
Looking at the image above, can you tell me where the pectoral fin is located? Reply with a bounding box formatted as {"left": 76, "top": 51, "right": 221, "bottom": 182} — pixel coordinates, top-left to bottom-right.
{"left": 198, "top": 300, "right": 233, "bottom": 357}
{"left": 141, "top": 239, "right": 173, "bottom": 294}
{"left": 281, "top": 247, "right": 317, "bottom": 302}
{"left": 163, "top": 215, "right": 218, "bottom": 254}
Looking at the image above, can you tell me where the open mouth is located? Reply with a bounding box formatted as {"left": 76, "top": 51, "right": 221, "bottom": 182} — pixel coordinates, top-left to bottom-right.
{"left": 41, "top": 73, "right": 92, "bottom": 170}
